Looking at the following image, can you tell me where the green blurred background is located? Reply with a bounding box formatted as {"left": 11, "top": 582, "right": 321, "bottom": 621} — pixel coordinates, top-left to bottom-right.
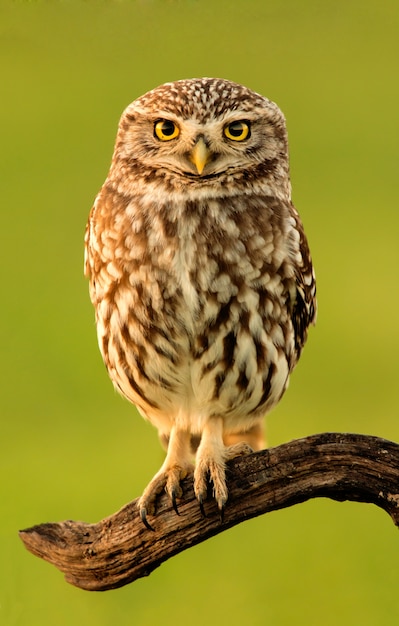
{"left": 2, "top": 1, "right": 399, "bottom": 624}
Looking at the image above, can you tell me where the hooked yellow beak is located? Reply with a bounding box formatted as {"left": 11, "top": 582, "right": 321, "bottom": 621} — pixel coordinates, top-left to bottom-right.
{"left": 189, "top": 137, "right": 212, "bottom": 175}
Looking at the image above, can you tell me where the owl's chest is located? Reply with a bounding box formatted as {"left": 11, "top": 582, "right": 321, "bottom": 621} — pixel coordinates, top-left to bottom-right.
{"left": 91, "top": 199, "right": 296, "bottom": 420}
{"left": 94, "top": 195, "right": 293, "bottom": 339}
{"left": 138, "top": 219, "right": 263, "bottom": 325}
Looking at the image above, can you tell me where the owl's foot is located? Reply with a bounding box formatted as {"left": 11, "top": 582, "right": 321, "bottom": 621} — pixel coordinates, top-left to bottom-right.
{"left": 225, "top": 441, "right": 254, "bottom": 459}
{"left": 138, "top": 423, "right": 256, "bottom": 529}
{"left": 193, "top": 419, "right": 254, "bottom": 516}
{"left": 138, "top": 428, "right": 193, "bottom": 530}
{"left": 138, "top": 464, "right": 192, "bottom": 530}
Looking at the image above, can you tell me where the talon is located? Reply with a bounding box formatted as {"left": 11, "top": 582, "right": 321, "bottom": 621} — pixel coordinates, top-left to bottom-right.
{"left": 171, "top": 492, "right": 180, "bottom": 516}
{"left": 199, "top": 497, "right": 207, "bottom": 518}
{"left": 219, "top": 504, "right": 225, "bottom": 524}
{"left": 140, "top": 508, "right": 155, "bottom": 532}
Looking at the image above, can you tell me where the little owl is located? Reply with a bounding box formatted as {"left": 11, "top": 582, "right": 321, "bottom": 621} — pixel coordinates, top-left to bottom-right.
{"left": 84, "top": 78, "right": 316, "bottom": 529}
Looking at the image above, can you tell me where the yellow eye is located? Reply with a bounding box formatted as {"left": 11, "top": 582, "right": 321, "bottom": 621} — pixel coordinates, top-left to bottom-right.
{"left": 224, "top": 120, "right": 251, "bottom": 141}
{"left": 154, "top": 119, "right": 180, "bottom": 141}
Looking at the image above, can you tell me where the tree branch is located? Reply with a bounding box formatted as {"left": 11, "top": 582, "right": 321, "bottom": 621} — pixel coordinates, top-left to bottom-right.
{"left": 19, "top": 433, "right": 399, "bottom": 591}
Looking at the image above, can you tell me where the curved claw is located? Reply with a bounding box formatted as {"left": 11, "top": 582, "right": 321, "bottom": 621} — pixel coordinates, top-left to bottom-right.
{"left": 140, "top": 507, "right": 155, "bottom": 532}
{"left": 199, "top": 497, "right": 207, "bottom": 518}
{"left": 219, "top": 504, "right": 225, "bottom": 524}
{"left": 171, "top": 492, "right": 180, "bottom": 516}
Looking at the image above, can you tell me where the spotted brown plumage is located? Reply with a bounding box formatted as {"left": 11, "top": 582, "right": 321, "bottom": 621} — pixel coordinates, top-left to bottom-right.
{"left": 84, "top": 78, "right": 316, "bottom": 528}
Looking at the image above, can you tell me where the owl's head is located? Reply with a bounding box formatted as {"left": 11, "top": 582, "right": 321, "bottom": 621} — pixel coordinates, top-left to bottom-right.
{"left": 110, "top": 78, "right": 290, "bottom": 197}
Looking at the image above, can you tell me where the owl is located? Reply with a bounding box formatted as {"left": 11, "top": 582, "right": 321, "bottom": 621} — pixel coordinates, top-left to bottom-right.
{"left": 84, "top": 78, "right": 316, "bottom": 529}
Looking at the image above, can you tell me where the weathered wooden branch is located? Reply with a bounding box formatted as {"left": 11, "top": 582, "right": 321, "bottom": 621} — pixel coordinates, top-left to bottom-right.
{"left": 19, "top": 433, "right": 399, "bottom": 591}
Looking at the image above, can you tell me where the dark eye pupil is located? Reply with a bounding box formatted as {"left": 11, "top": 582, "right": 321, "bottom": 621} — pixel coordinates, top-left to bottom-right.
{"left": 229, "top": 123, "right": 244, "bottom": 136}
{"left": 161, "top": 121, "right": 175, "bottom": 136}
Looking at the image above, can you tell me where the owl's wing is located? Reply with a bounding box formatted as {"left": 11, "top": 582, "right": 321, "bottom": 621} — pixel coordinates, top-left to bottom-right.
{"left": 290, "top": 209, "right": 317, "bottom": 361}
{"left": 83, "top": 217, "right": 91, "bottom": 278}
{"left": 84, "top": 194, "right": 102, "bottom": 280}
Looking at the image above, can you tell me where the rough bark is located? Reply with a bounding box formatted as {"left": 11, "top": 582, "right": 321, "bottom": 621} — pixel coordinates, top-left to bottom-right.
{"left": 19, "top": 433, "right": 399, "bottom": 591}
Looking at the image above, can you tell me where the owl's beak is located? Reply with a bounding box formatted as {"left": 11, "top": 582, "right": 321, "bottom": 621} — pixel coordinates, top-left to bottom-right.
{"left": 189, "top": 137, "right": 212, "bottom": 175}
